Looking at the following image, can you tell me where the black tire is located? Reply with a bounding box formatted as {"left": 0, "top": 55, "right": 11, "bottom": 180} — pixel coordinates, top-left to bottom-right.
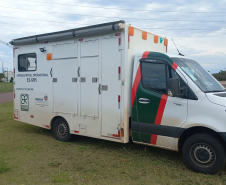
{"left": 182, "top": 134, "right": 225, "bottom": 174}
{"left": 53, "top": 117, "right": 72, "bottom": 142}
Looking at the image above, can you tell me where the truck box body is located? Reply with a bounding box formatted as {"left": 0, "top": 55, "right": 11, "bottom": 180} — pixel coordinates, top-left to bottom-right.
{"left": 11, "top": 20, "right": 226, "bottom": 174}
{"left": 12, "top": 21, "right": 167, "bottom": 143}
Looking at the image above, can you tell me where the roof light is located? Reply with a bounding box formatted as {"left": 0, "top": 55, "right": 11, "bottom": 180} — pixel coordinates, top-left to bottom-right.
{"left": 142, "top": 31, "right": 147, "bottom": 40}
{"left": 129, "top": 26, "right": 134, "bottom": 36}
{"left": 154, "top": 35, "right": 158, "bottom": 43}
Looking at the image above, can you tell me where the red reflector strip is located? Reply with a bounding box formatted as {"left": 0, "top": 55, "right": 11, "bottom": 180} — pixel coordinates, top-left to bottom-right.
{"left": 115, "top": 33, "right": 121, "bottom": 36}
{"left": 118, "top": 95, "right": 120, "bottom": 102}
{"left": 13, "top": 47, "right": 17, "bottom": 53}
{"left": 14, "top": 114, "right": 18, "bottom": 120}
{"left": 14, "top": 93, "right": 15, "bottom": 99}
{"left": 112, "top": 130, "right": 120, "bottom": 138}
{"left": 45, "top": 41, "right": 48, "bottom": 43}
{"left": 172, "top": 62, "right": 178, "bottom": 71}
{"left": 119, "top": 37, "right": 121, "bottom": 45}
{"left": 74, "top": 130, "right": 79, "bottom": 133}
{"left": 79, "top": 38, "right": 83, "bottom": 41}
{"left": 46, "top": 125, "right": 49, "bottom": 128}
{"left": 128, "top": 35, "right": 130, "bottom": 42}
{"left": 118, "top": 67, "right": 121, "bottom": 74}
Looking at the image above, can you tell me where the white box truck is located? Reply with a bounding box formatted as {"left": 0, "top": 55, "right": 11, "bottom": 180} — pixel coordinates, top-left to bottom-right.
{"left": 10, "top": 20, "right": 226, "bottom": 174}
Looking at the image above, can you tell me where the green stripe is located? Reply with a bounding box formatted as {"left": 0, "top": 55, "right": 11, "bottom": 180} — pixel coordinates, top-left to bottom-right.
{"left": 132, "top": 132, "right": 141, "bottom": 142}
{"left": 136, "top": 81, "right": 161, "bottom": 124}
{"left": 140, "top": 133, "right": 151, "bottom": 144}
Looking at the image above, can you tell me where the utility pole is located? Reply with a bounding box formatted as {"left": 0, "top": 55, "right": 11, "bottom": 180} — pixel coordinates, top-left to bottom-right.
{"left": 7, "top": 68, "right": 8, "bottom": 82}
{"left": 2, "top": 62, "right": 3, "bottom": 73}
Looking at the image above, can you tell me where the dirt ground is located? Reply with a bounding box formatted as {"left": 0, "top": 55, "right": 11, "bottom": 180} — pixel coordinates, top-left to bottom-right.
{"left": 220, "top": 81, "right": 226, "bottom": 88}
{"left": 0, "top": 92, "right": 13, "bottom": 104}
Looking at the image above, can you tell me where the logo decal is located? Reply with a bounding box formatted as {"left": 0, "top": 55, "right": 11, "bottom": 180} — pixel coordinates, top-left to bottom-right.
{"left": 35, "top": 94, "right": 49, "bottom": 107}
{"left": 21, "top": 94, "right": 29, "bottom": 111}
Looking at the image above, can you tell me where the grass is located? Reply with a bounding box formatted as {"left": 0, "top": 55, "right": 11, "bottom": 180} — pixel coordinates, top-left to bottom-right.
{"left": 1, "top": 102, "right": 226, "bottom": 184}
{"left": 0, "top": 159, "right": 9, "bottom": 174}
{"left": 0, "top": 82, "right": 13, "bottom": 92}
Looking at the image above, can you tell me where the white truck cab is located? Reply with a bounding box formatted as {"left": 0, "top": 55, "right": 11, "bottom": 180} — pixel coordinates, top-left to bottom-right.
{"left": 10, "top": 20, "right": 226, "bottom": 174}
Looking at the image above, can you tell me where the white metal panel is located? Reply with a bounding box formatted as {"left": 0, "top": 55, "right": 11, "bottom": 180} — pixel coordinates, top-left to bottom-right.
{"left": 81, "top": 40, "right": 98, "bottom": 57}
{"left": 101, "top": 37, "right": 121, "bottom": 137}
{"left": 52, "top": 43, "right": 77, "bottom": 59}
{"left": 80, "top": 57, "right": 99, "bottom": 117}
{"left": 53, "top": 58, "right": 78, "bottom": 114}
{"left": 127, "top": 26, "right": 167, "bottom": 117}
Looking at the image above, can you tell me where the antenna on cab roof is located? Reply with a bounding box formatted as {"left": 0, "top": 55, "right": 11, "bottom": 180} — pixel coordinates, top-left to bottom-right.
{"left": 171, "top": 38, "right": 184, "bottom": 56}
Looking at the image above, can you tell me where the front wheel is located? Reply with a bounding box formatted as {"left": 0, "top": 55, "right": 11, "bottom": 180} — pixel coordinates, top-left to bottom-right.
{"left": 182, "top": 134, "right": 225, "bottom": 174}
{"left": 53, "top": 118, "right": 72, "bottom": 142}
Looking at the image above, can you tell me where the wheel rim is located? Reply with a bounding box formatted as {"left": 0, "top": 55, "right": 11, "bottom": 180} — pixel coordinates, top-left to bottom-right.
{"left": 56, "top": 121, "right": 68, "bottom": 138}
{"left": 190, "top": 143, "right": 216, "bottom": 168}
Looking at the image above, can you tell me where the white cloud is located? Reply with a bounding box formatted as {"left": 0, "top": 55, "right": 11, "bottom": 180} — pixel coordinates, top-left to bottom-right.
{"left": 0, "top": 0, "right": 226, "bottom": 73}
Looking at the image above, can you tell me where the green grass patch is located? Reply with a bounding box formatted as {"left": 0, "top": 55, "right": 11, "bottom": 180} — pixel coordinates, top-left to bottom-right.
{"left": 1, "top": 102, "right": 226, "bottom": 184}
{"left": 0, "top": 159, "right": 9, "bottom": 174}
{"left": 52, "top": 171, "right": 74, "bottom": 183}
{"left": 0, "top": 82, "right": 13, "bottom": 92}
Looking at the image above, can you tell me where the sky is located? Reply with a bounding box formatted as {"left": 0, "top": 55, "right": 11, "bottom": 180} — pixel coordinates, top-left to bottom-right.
{"left": 0, "top": 0, "right": 226, "bottom": 74}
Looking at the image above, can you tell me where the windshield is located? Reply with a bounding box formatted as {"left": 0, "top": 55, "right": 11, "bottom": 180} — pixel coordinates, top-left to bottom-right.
{"left": 172, "top": 57, "right": 225, "bottom": 93}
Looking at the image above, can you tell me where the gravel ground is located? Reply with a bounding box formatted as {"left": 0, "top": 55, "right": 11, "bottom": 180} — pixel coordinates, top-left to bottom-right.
{"left": 0, "top": 92, "right": 13, "bottom": 104}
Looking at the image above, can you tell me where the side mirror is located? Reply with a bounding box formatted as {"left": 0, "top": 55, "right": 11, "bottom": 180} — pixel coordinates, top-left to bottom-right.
{"left": 168, "top": 78, "right": 183, "bottom": 97}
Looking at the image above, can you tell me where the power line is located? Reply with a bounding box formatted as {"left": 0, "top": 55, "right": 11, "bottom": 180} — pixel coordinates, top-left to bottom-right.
{"left": 0, "top": 15, "right": 91, "bottom": 26}
{"left": 1, "top": 22, "right": 226, "bottom": 38}
{"left": 1, "top": 20, "right": 226, "bottom": 33}
{"left": 96, "top": 0, "right": 225, "bottom": 6}
{"left": 0, "top": 59, "right": 13, "bottom": 65}
{"left": 142, "top": 28, "right": 226, "bottom": 31}
{"left": 0, "top": 21, "right": 86, "bottom": 28}
{"left": 19, "top": 0, "right": 226, "bottom": 13}
{"left": 0, "top": 23, "right": 225, "bottom": 38}
{"left": 1, "top": 6, "right": 226, "bottom": 22}
{"left": 1, "top": 15, "right": 226, "bottom": 31}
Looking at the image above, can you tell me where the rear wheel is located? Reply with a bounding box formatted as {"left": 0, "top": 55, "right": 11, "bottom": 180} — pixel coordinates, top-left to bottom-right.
{"left": 182, "top": 134, "right": 225, "bottom": 174}
{"left": 53, "top": 118, "right": 72, "bottom": 142}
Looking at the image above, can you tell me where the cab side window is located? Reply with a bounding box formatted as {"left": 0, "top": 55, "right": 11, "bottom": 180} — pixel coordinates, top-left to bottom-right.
{"left": 18, "top": 53, "right": 37, "bottom": 72}
{"left": 167, "top": 65, "right": 197, "bottom": 100}
{"left": 167, "top": 66, "right": 187, "bottom": 93}
{"left": 141, "top": 62, "right": 167, "bottom": 94}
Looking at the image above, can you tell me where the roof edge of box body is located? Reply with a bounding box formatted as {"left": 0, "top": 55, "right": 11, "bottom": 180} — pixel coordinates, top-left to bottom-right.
{"left": 10, "top": 20, "right": 125, "bottom": 46}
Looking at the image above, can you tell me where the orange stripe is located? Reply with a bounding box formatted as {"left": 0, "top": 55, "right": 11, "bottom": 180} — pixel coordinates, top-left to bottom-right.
{"left": 172, "top": 62, "right": 178, "bottom": 71}
{"left": 154, "top": 94, "right": 168, "bottom": 125}
{"left": 142, "top": 51, "right": 150, "bottom": 58}
{"left": 150, "top": 134, "right": 158, "bottom": 145}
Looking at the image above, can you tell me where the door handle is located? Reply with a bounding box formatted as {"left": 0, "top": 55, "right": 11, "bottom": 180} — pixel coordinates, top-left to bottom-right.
{"left": 77, "top": 67, "right": 80, "bottom": 77}
{"left": 98, "top": 84, "right": 101, "bottom": 95}
{"left": 139, "top": 98, "right": 150, "bottom": 104}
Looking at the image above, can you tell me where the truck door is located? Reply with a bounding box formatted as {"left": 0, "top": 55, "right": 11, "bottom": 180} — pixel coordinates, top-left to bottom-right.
{"left": 101, "top": 37, "right": 122, "bottom": 138}
{"left": 52, "top": 42, "right": 78, "bottom": 114}
{"left": 132, "top": 57, "right": 188, "bottom": 147}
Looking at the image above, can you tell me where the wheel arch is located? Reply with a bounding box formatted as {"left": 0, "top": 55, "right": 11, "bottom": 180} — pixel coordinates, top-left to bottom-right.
{"left": 178, "top": 126, "right": 226, "bottom": 153}
{"left": 50, "top": 116, "right": 70, "bottom": 130}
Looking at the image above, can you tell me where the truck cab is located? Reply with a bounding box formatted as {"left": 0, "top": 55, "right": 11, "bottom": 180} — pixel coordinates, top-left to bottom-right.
{"left": 131, "top": 51, "right": 226, "bottom": 174}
